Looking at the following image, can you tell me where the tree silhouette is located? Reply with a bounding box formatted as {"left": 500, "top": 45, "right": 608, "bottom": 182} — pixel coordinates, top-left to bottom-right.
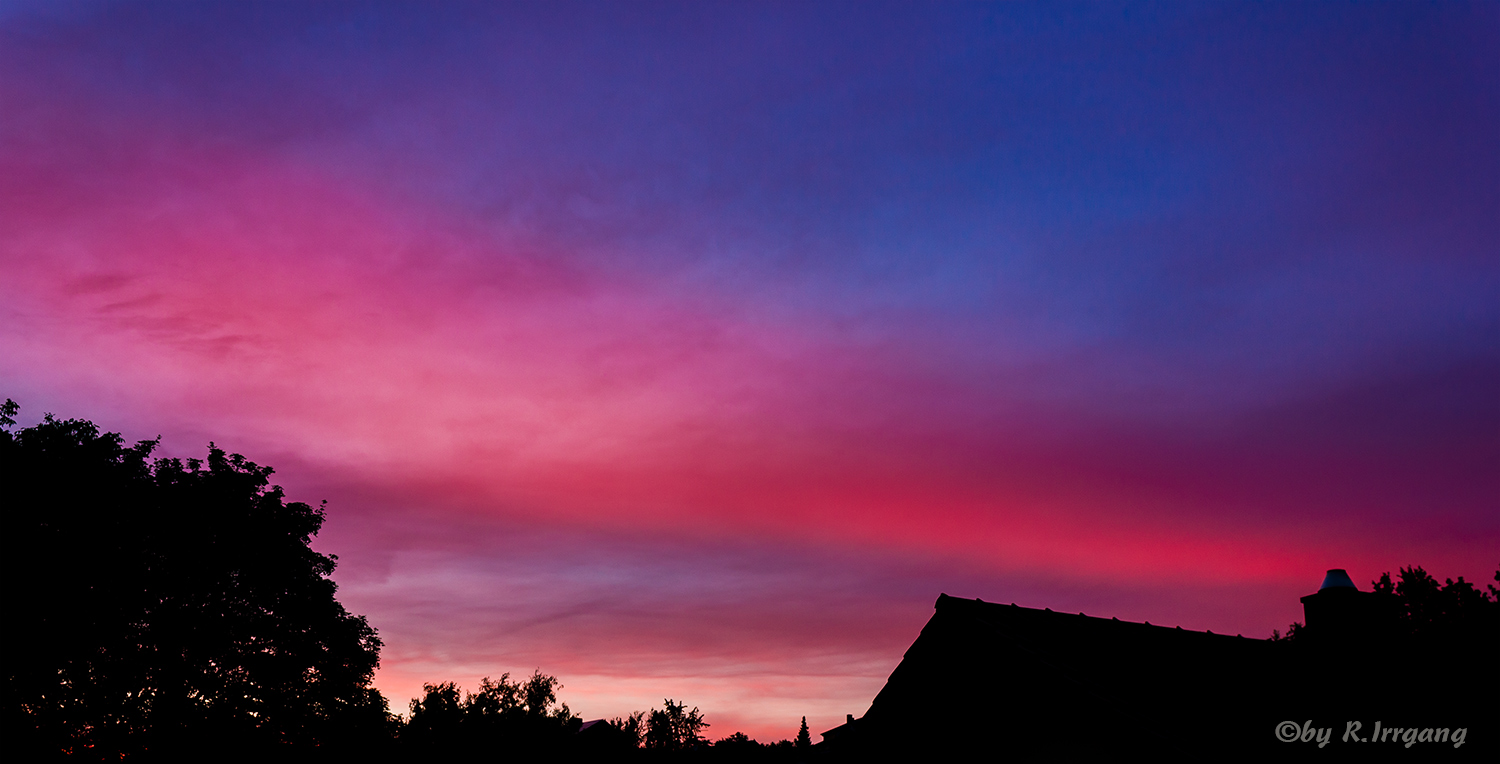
{"left": 400, "top": 672, "right": 579, "bottom": 754}
{"left": 1267, "top": 621, "right": 1302, "bottom": 642}
{"left": 1, "top": 404, "right": 390, "bottom": 760}
{"left": 405, "top": 681, "right": 466, "bottom": 750}
{"left": 613, "top": 710, "right": 646, "bottom": 747}
{"left": 1371, "top": 565, "right": 1498, "bottom": 642}
{"left": 795, "top": 716, "right": 811, "bottom": 749}
{"left": 644, "top": 698, "right": 709, "bottom": 751}
{"left": 716, "top": 731, "right": 755, "bottom": 748}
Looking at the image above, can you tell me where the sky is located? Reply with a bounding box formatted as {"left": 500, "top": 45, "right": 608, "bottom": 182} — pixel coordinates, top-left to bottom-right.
{"left": 2, "top": 0, "right": 1497, "bottom": 742}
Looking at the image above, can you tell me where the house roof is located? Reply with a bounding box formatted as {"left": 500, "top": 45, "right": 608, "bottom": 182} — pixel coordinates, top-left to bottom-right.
{"left": 825, "top": 590, "right": 1497, "bottom": 758}
{"left": 840, "top": 594, "right": 1278, "bottom": 756}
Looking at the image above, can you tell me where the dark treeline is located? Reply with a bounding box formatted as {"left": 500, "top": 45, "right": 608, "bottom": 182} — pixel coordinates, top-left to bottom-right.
{"left": 401, "top": 677, "right": 810, "bottom": 761}
{"left": 0, "top": 404, "right": 814, "bottom": 761}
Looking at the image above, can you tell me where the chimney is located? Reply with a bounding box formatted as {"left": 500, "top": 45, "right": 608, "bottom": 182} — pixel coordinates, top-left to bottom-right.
{"left": 1300, "top": 568, "right": 1374, "bottom": 642}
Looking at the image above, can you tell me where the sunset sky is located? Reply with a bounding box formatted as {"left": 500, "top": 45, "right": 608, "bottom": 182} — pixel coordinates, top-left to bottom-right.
{"left": 2, "top": 0, "right": 1496, "bottom": 741}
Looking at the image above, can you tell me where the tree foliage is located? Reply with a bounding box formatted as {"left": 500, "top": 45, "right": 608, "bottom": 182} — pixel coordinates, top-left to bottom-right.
{"left": 612, "top": 710, "right": 647, "bottom": 747}
{"left": 402, "top": 672, "right": 579, "bottom": 754}
{"left": 644, "top": 698, "right": 709, "bottom": 752}
{"left": 1, "top": 404, "right": 390, "bottom": 759}
{"left": 1371, "top": 564, "right": 1499, "bottom": 642}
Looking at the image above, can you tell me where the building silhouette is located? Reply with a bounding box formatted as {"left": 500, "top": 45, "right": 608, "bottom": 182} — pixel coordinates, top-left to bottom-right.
{"left": 820, "top": 570, "right": 1496, "bottom": 760}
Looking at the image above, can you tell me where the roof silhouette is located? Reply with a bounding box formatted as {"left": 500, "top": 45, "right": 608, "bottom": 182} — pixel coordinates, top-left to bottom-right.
{"left": 823, "top": 586, "right": 1497, "bottom": 759}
